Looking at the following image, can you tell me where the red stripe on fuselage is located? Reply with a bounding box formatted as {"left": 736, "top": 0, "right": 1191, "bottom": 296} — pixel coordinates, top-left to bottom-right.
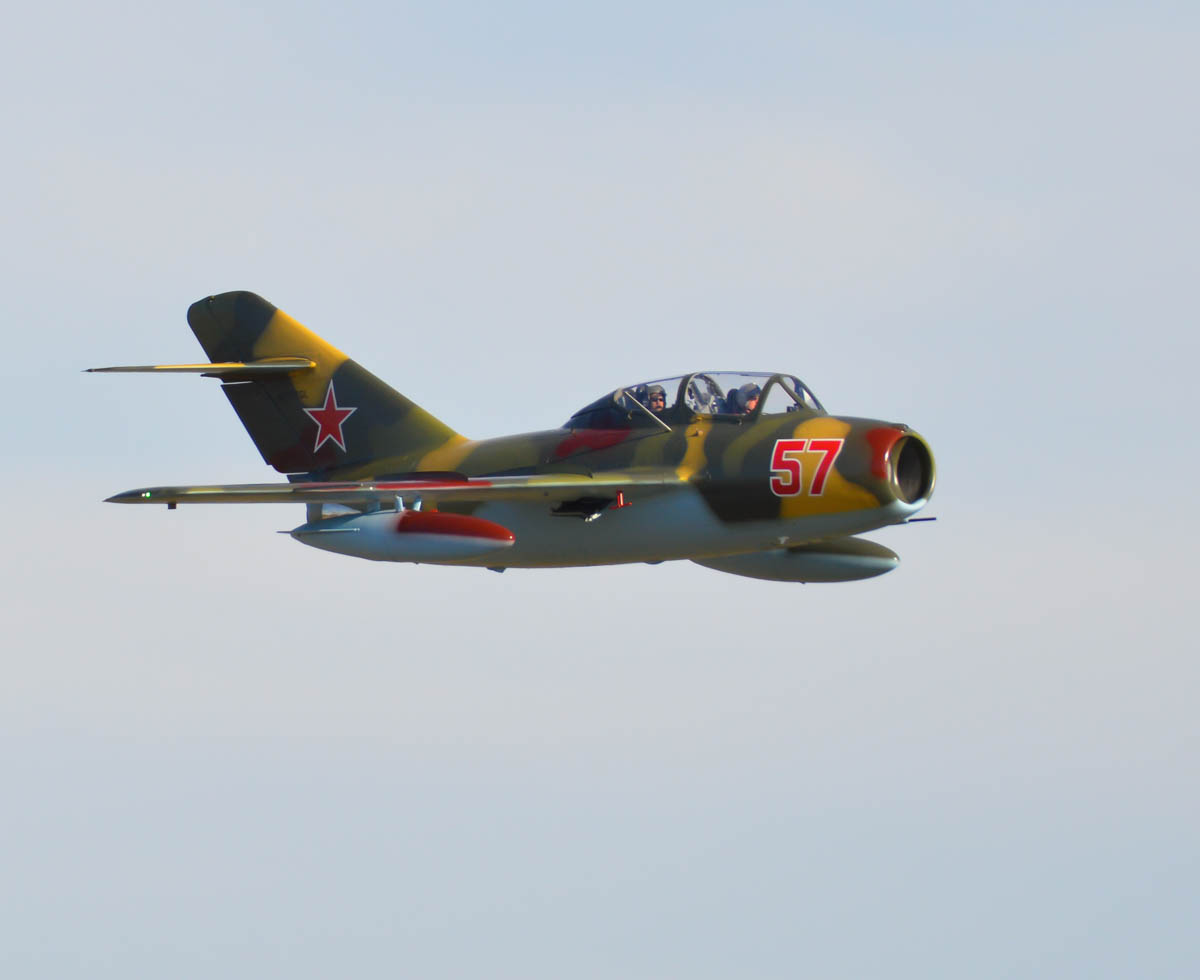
{"left": 866, "top": 427, "right": 905, "bottom": 479}
{"left": 553, "top": 429, "right": 631, "bottom": 459}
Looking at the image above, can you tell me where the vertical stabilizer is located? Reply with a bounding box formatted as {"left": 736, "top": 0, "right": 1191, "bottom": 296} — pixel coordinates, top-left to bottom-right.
{"left": 187, "top": 292, "right": 460, "bottom": 475}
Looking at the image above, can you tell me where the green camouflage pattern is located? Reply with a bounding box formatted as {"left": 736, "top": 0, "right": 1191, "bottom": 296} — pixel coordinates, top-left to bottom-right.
{"left": 96, "top": 292, "right": 937, "bottom": 577}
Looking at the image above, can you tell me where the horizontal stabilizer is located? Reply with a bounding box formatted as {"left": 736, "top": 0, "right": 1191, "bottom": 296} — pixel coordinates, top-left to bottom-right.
{"left": 85, "top": 357, "right": 316, "bottom": 377}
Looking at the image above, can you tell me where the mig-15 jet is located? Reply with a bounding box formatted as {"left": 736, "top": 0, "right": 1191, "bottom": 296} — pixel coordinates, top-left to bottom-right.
{"left": 92, "top": 291, "right": 935, "bottom": 582}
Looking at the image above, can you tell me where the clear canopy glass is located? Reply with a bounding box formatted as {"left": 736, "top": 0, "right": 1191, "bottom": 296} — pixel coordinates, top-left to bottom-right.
{"left": 565, "top": 372, "right": 824, "bottom": 430}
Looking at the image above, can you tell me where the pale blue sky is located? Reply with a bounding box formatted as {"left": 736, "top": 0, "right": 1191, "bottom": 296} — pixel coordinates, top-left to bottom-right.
{"left": 2, "top": 3, "right": 1197, "bottom": 978}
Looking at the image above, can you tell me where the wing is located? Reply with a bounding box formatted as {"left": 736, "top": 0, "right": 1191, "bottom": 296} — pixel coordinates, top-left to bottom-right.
{"left": 106, "top": 469, "right": 684, "bottom": 506}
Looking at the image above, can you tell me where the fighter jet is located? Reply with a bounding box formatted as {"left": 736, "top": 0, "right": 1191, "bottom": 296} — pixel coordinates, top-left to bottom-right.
{"left": 91, "top": 291, "right": 936, "bottom": 582}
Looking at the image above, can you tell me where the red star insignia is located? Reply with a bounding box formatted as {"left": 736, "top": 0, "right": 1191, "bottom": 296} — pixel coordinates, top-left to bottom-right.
{"left": 303, "top": 381, "right": 357, "bottom": 452}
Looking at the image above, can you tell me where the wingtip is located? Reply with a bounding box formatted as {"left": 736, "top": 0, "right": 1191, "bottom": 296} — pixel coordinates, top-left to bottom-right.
{"left": 106, "top": 489, "right": 149, "bottom": 503}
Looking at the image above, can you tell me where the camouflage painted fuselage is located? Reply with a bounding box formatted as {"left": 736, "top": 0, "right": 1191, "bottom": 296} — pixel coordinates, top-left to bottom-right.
{"left": 335, "top": 415, "right": 931, "bottom": 568}
{"left": 98, "top": 292, "right": 936, "bottom": 579}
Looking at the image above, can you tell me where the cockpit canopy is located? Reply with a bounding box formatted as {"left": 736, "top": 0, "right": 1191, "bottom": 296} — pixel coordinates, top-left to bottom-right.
{"left": 565, "top": 372, "right": 824, "bottom": 431}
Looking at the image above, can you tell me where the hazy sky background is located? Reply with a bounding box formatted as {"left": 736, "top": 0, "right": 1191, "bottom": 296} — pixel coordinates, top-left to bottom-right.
{"left": 3, "top": 2, "right": 1197, "bottom": 977}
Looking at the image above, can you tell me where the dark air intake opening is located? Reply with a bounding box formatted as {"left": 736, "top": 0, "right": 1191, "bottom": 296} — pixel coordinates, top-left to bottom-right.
{"left": 893, "top": 436, "right": 933, "bottom": 504}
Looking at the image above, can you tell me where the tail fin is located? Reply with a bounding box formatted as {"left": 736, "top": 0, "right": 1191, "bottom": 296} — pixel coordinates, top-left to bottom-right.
{"left": 187, "top": 291, "right": 461, "bottom": 475}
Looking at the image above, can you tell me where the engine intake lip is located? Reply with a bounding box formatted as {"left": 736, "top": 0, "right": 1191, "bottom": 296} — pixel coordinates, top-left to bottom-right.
{"left": 890, "top": 435, "right": 934, "bottom": 504}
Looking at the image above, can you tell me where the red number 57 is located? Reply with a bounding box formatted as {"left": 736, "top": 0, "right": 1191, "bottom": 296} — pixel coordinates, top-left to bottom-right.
{"left": 770, "top": 438, "right": 844, "bottom": 497}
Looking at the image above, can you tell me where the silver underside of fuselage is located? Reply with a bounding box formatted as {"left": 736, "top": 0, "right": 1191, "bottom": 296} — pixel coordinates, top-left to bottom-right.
{"left": 412, "top": 495, "right": 919, "bottom": 568}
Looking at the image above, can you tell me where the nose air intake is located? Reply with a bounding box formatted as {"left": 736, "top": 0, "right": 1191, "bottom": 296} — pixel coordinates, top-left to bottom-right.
{"left": 891, "top": 435, "right": 934, "bottom": 504}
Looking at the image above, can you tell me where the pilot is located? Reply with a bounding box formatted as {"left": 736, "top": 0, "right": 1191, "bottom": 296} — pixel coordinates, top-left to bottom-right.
{"left": 646, "top": 384, "right": 667, "bottom": 414}
{"left": 729, "top": 383, "right": 760, "bottom": 414}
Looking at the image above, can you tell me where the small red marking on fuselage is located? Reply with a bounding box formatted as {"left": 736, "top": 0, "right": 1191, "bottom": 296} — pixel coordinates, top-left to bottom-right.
{"left": 866, "top": 428, "right": 905, "bottom": 479}
{"left": 553, "top": 429, "right": 631, "bottom": 459}
{"left": 394, "top": 510, "right": 514, "bottom": 542}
